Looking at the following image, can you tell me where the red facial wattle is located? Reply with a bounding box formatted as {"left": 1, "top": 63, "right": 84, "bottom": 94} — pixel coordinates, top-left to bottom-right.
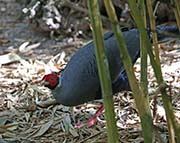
{"left": 42, "top": 73, "right": 59, "bottom": 89}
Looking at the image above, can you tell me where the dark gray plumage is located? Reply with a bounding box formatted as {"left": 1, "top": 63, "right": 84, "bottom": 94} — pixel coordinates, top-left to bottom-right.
{"left": 53, "top": 29, "right": 140, "bottom": 106}
{"left": 42, "top": 25, "right": 179, "bottom": 106}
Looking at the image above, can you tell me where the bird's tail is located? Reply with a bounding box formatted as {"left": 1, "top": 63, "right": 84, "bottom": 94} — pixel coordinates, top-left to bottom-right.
{"left": 113, "top": 24, "right": 179, "bottom": 94}
{"left": 151, "top": 24, "right": 179, "bottom": 41}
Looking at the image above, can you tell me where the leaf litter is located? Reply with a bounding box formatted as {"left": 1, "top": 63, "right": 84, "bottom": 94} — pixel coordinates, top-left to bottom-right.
{"left": 0, "top": 6, "right": 180, "bottom": 140}
{"left": 0, "top": 38, "right": 179, "bottom": 143}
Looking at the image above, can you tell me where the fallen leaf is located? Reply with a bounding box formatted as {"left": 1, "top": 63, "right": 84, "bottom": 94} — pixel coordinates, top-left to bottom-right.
{"left": 25, "top": 104, "right": 37, "bottom": 112}
{"left": 0, "top": 123, "right": 18, "bottom": 133}
{"left": 32, "top": 119, "right": 53, "bottom": 138}
{"left": 0, "top": 38, "right": 9, "bottom": 45}
{"left": 69, "top": 128, "right": 79, "bottom": 137}
{"left": 0, "top": 53, "right": 21, "bottom": 65}
{"left": 19, "top": 41, "right": 30, "bottom": 52}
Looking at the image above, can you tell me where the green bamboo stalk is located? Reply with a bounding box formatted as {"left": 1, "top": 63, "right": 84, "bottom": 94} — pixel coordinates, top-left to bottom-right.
{"left": 171, "top": 0, "right": 180, "bottom": 31}
{"left": 138, "top": 0, "right": 147, "bottom": 25}
{"left": 146, "top": 0, "right": 175, "bottom": 142}
{"left": 103, "top": 0, "right": 153, "bottom": 142}
{"left": 87, "top": 0, "right": 118, "bottom": 142}
{"left": 146, "top": 0, "right": 160, "bottom": 63}
{"left": 174, "top": 0, "right": 180, "bottom": 15}
{"left": 138, "top": 0, "right": 148, "bottom": 107}
{"left": 128, "top": 1, "right": 180, "bottom": 142}
{"left": 147, "top": 0, "right": 175, "bottom": 141}
{"left": 174, "top": 10, "right": 180, "bottom": 30}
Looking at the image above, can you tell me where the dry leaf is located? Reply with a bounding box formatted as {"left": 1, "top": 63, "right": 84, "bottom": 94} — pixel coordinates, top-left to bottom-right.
{"left": 0, "top": 53, "right": 21, "bottom": 65}
{"left": 0, "top": 38, "right": 9, "bottom": 45}
{"left": 69, "top": 128, "right": 79, "bottom": 137}
{"left": 32, "top": 119, "right": 53, "bottom": 138}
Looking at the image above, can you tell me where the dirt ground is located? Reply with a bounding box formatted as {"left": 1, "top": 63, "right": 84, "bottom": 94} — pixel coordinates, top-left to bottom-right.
{"left": 0, "top": 0, "right": 180, "bottom": 143}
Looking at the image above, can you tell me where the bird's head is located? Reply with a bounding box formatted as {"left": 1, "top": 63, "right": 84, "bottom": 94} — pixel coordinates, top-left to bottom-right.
{"left": 41, "top": 73, "right": 61, "bottom": 90}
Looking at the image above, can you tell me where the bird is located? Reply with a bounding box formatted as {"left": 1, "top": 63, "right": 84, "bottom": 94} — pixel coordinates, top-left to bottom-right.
{"left": 42, "top": 28, "right": 138, "bottom": 105}
{"left": 42, "top": 24, "right": 179, "bottom": 106}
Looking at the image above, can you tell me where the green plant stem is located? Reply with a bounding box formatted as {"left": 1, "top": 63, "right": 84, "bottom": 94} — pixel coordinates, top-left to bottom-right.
{"left": 171, "top": 0, "right": 180, "bottom": 31}
{"left": 87, "top": 0, "right": 118, "bottom": 142}
{"left": 128, "top": 1, "right": 180, "bottom": 142}
{"left": 104, "top": 0, "right": 153, "bottom": 142}
{"left": 146, "top": 0, "right": 160, "bottom": 63}
{"left": 138, "top": 0, "right": 148, "bottom": 107}
{"left": 146, "top": 0, "right": 175, "bottom": 142}
{"left": 138, "top": 0, "right": 147, "bottom": 26}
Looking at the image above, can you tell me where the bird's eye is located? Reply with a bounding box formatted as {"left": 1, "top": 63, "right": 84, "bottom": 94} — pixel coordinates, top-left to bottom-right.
{"left": 50, "top": 78, "right": 55, "bottom": 81}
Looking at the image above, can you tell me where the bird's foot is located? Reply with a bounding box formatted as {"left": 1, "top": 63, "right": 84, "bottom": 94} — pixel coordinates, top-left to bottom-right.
{"left": 75, "top": 104, "right": 104, "bottom": 128}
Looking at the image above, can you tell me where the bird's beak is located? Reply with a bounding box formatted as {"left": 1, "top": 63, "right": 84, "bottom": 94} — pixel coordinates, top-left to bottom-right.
{"left": 41, "top": 80, "right": 49, "bottom": 87}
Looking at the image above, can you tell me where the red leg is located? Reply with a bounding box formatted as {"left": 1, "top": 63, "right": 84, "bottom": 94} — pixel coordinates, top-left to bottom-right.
{"left": 75, "top": 104, "right": 104, "bottom": 128}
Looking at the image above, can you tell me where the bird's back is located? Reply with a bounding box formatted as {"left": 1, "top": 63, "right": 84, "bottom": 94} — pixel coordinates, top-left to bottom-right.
{"left": 55, "top": 29, "right": 140, "bottom": 106}
{"left": 53, "top": 24, "right": 179, "bottom": 106}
